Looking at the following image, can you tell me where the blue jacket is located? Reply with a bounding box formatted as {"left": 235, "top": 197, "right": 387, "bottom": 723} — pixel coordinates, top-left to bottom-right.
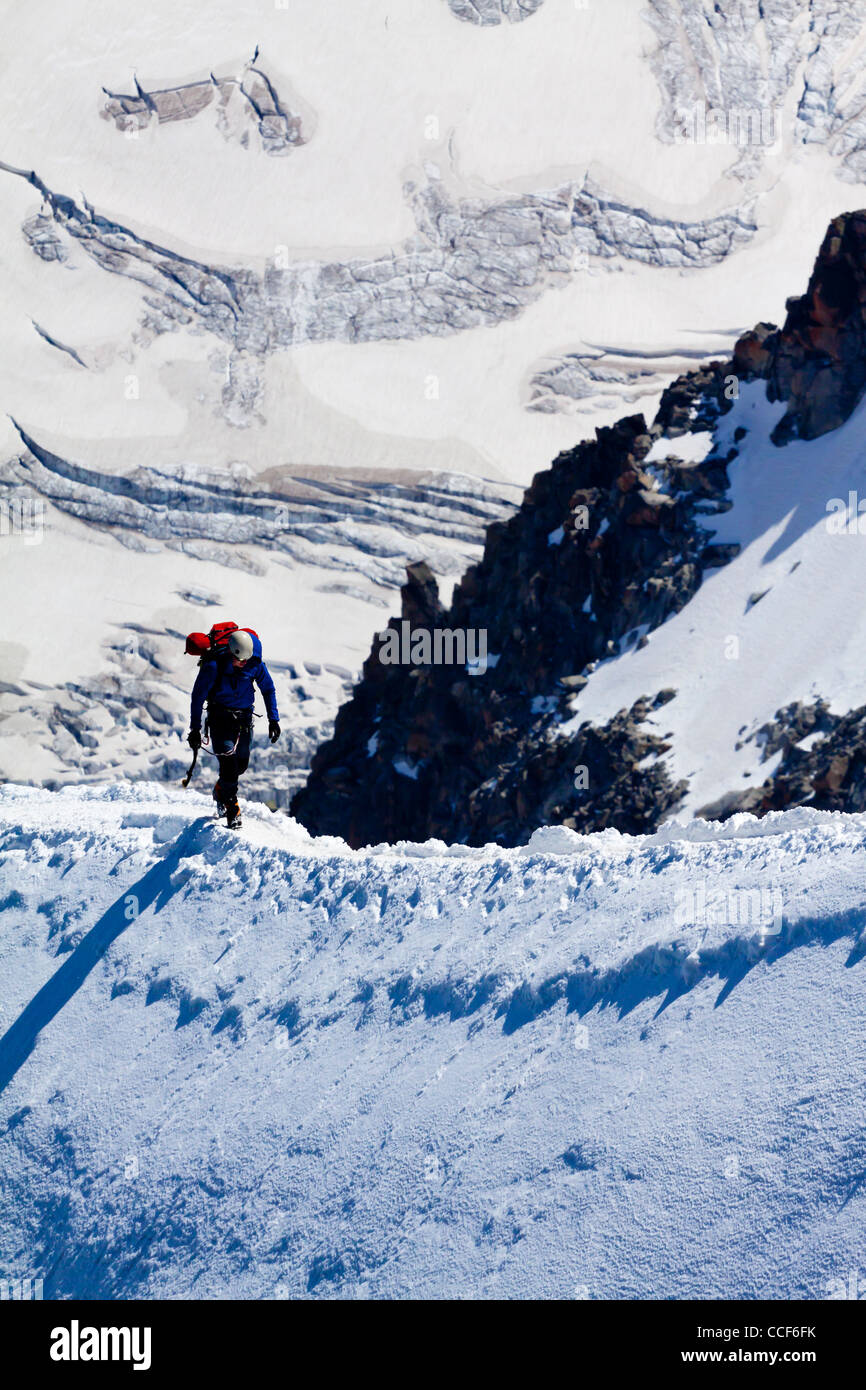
{"left": 190, "top": 632, "right": 279, "bottom": 729}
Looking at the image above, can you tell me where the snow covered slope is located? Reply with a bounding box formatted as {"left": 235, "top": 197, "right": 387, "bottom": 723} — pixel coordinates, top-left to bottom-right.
{"left": 1, "top": 781, "right": 865, "bottom": 1299}
{"left": 567, "top": 379, "right": 866, "bottom": 817}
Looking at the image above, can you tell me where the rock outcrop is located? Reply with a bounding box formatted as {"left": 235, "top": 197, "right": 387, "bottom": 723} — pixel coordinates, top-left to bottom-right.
{"left": 291, "top": 370, "right": 738, "bottom": 847}
{"left": 766, "top": 212, "right": 866, "bottom": 441}
{"left": 725, "top": 213, "right": 866, "bottom": 442}
{"left": 293, "top": 209, "right": 866, "bottom": 847}
{"left": 700, "top": 700, "right": 866, "bottom": 819}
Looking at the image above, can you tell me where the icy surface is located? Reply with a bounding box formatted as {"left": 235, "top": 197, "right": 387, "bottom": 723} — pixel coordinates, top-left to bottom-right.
{"left": 100, "top": 53, "right": 311, "bottom": 157}
{"left": 1, "top": 781, "right": 865, "bottom": 1299}
{"left": 648, "top": 0, "right": 866, "bottom": 182}
{"left": 445, "top": 0, "right": 545, "bottom": 24}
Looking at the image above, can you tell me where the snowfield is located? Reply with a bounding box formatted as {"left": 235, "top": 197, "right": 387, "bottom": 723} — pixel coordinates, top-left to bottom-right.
{"left": 1, "top": 781, "right": 865, "bottom": 1300}
{"left": 567, "top": 381, "right": 866, "bottom": 817}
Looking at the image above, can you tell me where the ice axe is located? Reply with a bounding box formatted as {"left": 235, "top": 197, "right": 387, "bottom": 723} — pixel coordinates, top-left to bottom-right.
{"left": 181, "top": 744, "right": 199, "bottom": 788}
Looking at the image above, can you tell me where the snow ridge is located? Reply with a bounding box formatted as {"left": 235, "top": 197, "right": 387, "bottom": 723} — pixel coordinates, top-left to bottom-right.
{"left": 1, "top": 782, "right": 865, "bottom": 1299}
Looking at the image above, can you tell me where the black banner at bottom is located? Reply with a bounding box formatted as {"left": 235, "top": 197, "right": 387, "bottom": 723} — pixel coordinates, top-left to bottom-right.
{"left": 1, "top": 1296, "right": 860, "bottom": 1375}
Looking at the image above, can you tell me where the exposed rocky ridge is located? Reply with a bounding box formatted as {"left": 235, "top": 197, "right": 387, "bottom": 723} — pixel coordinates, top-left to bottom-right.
{"left": 764, "top": 212, "right": 866, "bottom": 442}
{"left": 699, "top": 700, "right": 866, "bottom": 820}
{"left": 291, "top": 373, "right": 739, "bottom": 847}
{"left": 729, "top": 212, "right": 866, "bottom": 443}
{"left": 711, "top": 211, "right": 866, "bottom": 450}
{"left": 292, "top": 209, "right": 866, "bottom": 847}
{"left": 101, "top": 52, "right": 309, "bottom": 156}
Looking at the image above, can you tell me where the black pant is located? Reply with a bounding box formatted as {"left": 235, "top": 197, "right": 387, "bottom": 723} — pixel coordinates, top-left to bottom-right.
{"left": 208, "top": 705, "right": 252, "bottom": 800}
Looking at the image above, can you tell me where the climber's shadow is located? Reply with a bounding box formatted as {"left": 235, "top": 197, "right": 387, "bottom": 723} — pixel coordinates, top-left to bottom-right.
{"left": 0, "top": 823, "right": 204, "bottom": 1097}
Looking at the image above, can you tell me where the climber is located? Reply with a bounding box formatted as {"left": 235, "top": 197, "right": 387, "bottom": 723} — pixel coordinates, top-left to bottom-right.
{"left": 187, "top": 628, "right": 280, "bottom": 828}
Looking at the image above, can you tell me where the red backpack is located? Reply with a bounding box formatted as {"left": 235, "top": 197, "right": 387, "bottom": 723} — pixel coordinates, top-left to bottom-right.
{"left": 184, "top": 622, "right": 259, "bottom": 664}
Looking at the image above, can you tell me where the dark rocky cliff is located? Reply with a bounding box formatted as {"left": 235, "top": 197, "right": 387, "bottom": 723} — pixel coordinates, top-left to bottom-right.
{"left": 292, "top": 211, "right": 866, "bottom": 847}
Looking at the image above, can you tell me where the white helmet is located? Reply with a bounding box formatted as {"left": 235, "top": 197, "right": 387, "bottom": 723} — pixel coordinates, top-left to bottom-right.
{"left": 228, "top": 629, "right": 254, "bottom": 662}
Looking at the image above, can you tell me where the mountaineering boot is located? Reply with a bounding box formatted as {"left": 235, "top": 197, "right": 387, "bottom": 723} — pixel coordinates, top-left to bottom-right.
{"left": 225, "top": 797, "right": 242, "bottom": 830}
{"left": 212, "top": 780, "right": 225, "bottom": 817}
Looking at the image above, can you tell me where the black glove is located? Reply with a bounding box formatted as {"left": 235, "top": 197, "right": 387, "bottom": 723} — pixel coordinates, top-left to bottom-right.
{"left": 268, "top": 720, "right": 281, "bottom": 744}
{"left": 187, "top": 728, "right": 202, "bottom": 750}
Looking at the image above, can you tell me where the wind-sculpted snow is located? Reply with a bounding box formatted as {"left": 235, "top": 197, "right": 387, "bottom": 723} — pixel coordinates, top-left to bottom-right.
{"left": 445, "top": 0, "right": 545, "bottom": 23}
{"left": 648, "top": 0, "right": 866, "bottom": 181}
{"left": 1, "top": 162, "right": 756, "bottom": 367}
{"left": 0, "top": 782, "right": 864, "bottom": 1299}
